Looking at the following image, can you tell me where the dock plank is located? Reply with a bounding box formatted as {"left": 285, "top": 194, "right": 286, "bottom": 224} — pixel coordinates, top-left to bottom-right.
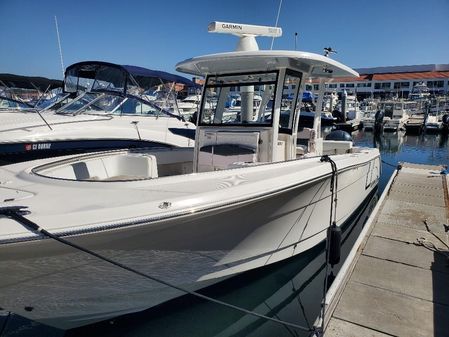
{"left": 377, "top": 201, "right": 447, "bottom": 233}
{"left": 352, "top": 255, "right": 449, "bottom": 305}
{"left": 334, "top": 281, "right": 449, "bottom": 337}
{"left": 323, "top": 163, "right": 449, "bottom": 337}
{"left": 326, "top": 318, "right": 392, "bottom": 337}
{"left": 372, "top": 222, "right": 448, "bottom": 250}
{"left": 363, "top": 235, "right": 449, "bottom": 274}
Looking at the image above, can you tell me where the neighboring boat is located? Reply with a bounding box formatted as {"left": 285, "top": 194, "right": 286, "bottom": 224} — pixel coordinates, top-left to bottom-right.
{"left": 176, "top": 93, "right": 202, "bottom": 120}
{"left": 0, "top": 96, "right": 34, "bottom": 111}
{"left": 322, "top": 91, "right": 338, "bottom": 112}
{"left": 409, "top": 81, "right": 431, "bottom": 101}
{"left": 0, "top": 22, "right": 380, "bottom": 330}
{"left": 405, "top": 82, "right": 431, "bottom": 135}
{"left": 0, "top": 73, "right": 63, "bottom": 107}
{"left": 361, "top": 112, "right": 375, "bottom": 131}
{"left": 425, "top": 97, "right": 449, "bottom": 133}
{"left": 298, "top": 91, "right": 336, "bottom": 127}
{"left": 380, "top": 100, "right": 413, "bottom": 131}
{"left": 424, "top": 114, "right": 443, "bottom": 133}
{"left": 222, "top": 93, "right": 264, "bottom": 122}
{"left": 360, "top": 98, "right": 379, "bottom": 131}
{"left": 334, "top": 91, "right": 361, "bottom": 132}
{"left": 404, "top": 102, "right": 427, "bottom": 134}
{"left": 0, "top": 61, "right": 196, "bottom": 165}
{"left": 405, "top": 114, "right": 425, "bottom": 134}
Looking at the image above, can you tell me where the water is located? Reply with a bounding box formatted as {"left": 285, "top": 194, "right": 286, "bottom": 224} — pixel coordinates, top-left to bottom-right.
{"left": 353, "top": 130, "right": 448, "bottom": 192}
{"left": 1, "top": 130, "right": 447, "bottom": 337}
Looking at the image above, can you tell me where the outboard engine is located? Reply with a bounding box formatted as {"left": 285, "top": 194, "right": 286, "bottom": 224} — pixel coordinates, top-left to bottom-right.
{"left": 332, "top": 109, "right": 343, "bottom": 122}
{"left": 374, "top": 109, "right": 384, "bottom": 134}
{"left": 442, "top": 113, "right": 449, "bottom": 134}
{"left": 325, "top": 130, "right": 352, "bottom": 141}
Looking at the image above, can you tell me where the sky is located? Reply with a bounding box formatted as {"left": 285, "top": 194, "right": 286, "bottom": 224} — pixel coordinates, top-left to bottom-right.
{"left": 1, "top": 0, "right": 448, "bottom": 80}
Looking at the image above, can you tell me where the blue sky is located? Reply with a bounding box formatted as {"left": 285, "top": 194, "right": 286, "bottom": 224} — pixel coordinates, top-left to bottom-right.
{"left": 1, "top": 0, "right": 448, "bottom": 80}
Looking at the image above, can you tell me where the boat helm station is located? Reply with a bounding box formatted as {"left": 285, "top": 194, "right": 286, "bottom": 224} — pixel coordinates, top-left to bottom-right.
{"left": 177, "top": 21, "right": 359, "bottom": 173}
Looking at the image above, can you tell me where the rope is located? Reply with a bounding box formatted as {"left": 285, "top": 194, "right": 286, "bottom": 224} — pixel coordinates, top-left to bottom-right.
{"left": 381, "top": 159, "right": 399, "bottom": 169}
{"left": 413, "top": 219, "right": 449, "bottom": 264}
{"left": 316, "top": 155, "right": 339, "bottom": 335}
{"left": 414, "top": 238, "right": 449, "bottom": 261}
{"left": 0, "top": 206, "right": 316, "bottom": 334}
{"left": 423, "top": 219, "right": 449, "bottom": 249}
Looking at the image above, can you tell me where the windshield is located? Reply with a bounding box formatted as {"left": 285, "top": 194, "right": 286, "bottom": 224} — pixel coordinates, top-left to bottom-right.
{"left": 57, "top": 92, "right": 108, "bottom": 114}
{"left": 65, "top": 65, "right": 126, "bottom": 94}
{"left": 57, "top": 92, "right": 173, "bottom": 117}
{"left": 201, "top": 71, "right": 278, "bottom": 125}
{"left": 35, "top": 93, "right": 71, "bottom": 110}
{"left": 0, "top": 97, "right": 31, "bottom": 110}
{"left": 115, "top": 96, "right": 172, "bottom": 116}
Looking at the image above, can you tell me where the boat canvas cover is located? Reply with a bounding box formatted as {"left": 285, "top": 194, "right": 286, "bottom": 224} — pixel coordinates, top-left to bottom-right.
{"left": 64, "top": 61, "right": 197, "bottom": 95}
{"left": 0, "top": 73, "right": 62, "bottom": 91}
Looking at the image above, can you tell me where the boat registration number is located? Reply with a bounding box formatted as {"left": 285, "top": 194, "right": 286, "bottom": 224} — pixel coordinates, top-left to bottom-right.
{"left": 24, "top": 143, "right": 52, "bottom": 151}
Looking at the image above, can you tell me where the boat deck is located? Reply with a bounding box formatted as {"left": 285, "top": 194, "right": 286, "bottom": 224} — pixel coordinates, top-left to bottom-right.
{"left": 322, "top": 162, "right": 449, "bottom": 337}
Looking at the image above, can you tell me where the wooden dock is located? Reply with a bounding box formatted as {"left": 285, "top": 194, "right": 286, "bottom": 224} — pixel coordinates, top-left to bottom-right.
{"left": 321, "top": 162, "right": 449, "bottom": 337}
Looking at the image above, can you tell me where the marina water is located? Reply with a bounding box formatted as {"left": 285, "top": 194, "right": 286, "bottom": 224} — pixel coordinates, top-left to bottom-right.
{"left": 1, "top": 130, "right": 447, "bottom": 337}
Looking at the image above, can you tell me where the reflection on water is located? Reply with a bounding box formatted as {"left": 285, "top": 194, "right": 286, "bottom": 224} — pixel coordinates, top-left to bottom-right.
{"left": 353, "top": 130, "right": 448, "bottom": 192}
{"left": 2, "top": 129, "right": 447, "bottom": 337}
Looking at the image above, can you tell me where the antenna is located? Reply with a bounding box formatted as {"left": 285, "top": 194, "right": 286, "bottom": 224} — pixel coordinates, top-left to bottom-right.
{"left": 54, "top": 16, "right": 65, "bottom": 78}
{"left": 208, "top": 22, "right": 282, "bottom": 52}
{"left": 294, "top": 32, "right": 298, "bottom": 50}
{"left": 324, "top": 47, "right": 337, "bottom": 57}
{"left": 270, "top": 0, "right": 283, "bottom": 50}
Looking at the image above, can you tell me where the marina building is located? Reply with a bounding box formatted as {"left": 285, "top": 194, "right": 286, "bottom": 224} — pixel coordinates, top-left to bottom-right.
{"left": 192, "top": 64, "right": 449, "bottom": 101}
{"left": 307, "top": 64, "right": 449, "bottom": 99}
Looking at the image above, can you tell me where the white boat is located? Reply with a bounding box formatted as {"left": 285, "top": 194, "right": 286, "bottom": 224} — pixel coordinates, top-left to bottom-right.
{"left": 344, "top": 92, "right": 360, "bottom": 121}
{"left": 361, "top": 112, "right": 376, "bottom": 130}
{"left": 424, "top": 114, "right": 443, "bottom": 132}
{"left": 334, "top": 91, "right": 362, "bottom": 131}
{"left": 360, "top": 98, "right": 379, "bottom": 130}
{"left": 323, "top": 91, "right": 338, "bottom": 112}
{"left": 299, "top": 91, "right": 337, "bottom": 127}
{"left": 0, "top": 73, "right": 63, "bottom": 108}
{"left": 0, "top": 61, "right": 196, "bottom": 164}
{"left": 409, "top": 81, "right": 431, "bottom": 101}
{"left": 0, "top": 22, "right": 380, "bottom": 330}
{"left": 222, "top": 94, "right": 264, "bottom": 122}
{"left": 425, "top": 97, "right": 449, "bottom": 133}
{"left": 176, "top": 93, "right": 202, "bottom": 120}
{"left": 380, "top": 100, "right": 413, "bottom": 131}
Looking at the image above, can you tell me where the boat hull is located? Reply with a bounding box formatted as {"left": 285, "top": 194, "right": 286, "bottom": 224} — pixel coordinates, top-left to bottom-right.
{"left": 0, "top": 152, "right": 380, "bottom": 330}
{"left": 0, "top": 139, "right": 176, "bottom": 165}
